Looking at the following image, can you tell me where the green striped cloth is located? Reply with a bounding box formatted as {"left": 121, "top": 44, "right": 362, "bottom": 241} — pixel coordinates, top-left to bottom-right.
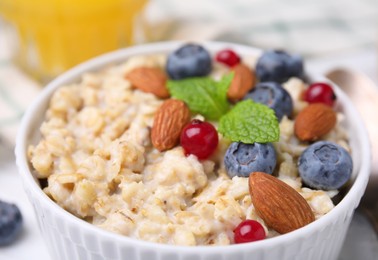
{"left": 144, "top": 0, "right": 378, "bottom": 56}
{"left": 1, "top": 0, "right": 377, "bottom": 146}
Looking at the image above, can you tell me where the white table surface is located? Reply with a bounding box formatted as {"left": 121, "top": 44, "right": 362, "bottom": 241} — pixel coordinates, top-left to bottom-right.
{"left": 0, "top": 145, "right": 50, "bottom": 260}
{"left": 1, "top": 0, "right": 378, "bottom": 253}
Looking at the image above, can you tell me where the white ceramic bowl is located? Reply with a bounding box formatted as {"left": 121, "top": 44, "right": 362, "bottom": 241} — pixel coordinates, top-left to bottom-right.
{"left": 15, "top": 41, "right": 371, "bottom": 260}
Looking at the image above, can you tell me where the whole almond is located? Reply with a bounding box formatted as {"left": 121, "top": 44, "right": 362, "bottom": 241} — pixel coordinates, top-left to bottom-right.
{"left": 249, "top": 172, "right": 315, "bottom": 234}
{"left": 151, "top": 99, "right": 191, "bottom": 151}
{"left": 294, "top": 103, "right": 336, "bottom": 141}
{"left": 227, "top": 63, "right": 255, "bottom": 102}
{"left": 125, "top": 67, "right": 169, "bottom": 98}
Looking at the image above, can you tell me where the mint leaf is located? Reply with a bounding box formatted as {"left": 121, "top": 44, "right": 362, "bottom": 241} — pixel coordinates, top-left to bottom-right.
{"left": 218, "top": 100, "right": 280, "bottom": 143}
{"left": 167, "top": 73, "right": 233, "bottom": 120}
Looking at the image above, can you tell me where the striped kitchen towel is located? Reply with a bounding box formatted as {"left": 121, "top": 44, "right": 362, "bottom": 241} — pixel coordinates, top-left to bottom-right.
{"left": 1, "top": 0, "right": 377, "bottom": 146}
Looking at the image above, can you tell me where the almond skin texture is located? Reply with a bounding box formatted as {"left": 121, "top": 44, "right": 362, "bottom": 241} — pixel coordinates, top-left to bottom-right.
{"left": 125, "top": 67, "right": 170, "bottom": 98}
{"left": 249, "top": 172, "right": 315, "bottom": 234}
{"left": 151, "top": 99, "right": 191, "bottom": 151}
{"left": 227, "top": 63, "right": 256, "bottom": 102}
{"left": 294, "top": 103, "right": 337, "bottom": 141}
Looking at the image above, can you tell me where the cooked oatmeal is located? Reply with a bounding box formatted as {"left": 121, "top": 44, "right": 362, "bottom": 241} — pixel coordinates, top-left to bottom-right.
{"left": 28, "top": 53, "right": 350, "bottom": 246}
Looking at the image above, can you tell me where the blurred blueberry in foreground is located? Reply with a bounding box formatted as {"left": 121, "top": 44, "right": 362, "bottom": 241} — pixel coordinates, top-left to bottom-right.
{"left": 0, "top": 200, "right": 23, "bottom": 246}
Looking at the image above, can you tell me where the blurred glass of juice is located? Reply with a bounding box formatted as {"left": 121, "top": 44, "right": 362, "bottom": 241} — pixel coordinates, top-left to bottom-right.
{"left": 0, "top": 0, "right": 148, "bottom": 82}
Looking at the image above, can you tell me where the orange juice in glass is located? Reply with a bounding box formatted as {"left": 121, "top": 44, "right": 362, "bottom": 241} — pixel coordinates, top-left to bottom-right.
{"left": 0, "top": 0, "right": 148, "bottom": 82}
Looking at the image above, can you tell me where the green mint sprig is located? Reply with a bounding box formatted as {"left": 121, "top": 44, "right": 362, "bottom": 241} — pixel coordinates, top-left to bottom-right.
{"left": 167, "top": 74, "right": 279, "bottom": 143}
{"left": 167, "top": 73, "right": 233, "bottom": 120}
{"left": 218, "top": 100, "right": 280, "bottom": 143}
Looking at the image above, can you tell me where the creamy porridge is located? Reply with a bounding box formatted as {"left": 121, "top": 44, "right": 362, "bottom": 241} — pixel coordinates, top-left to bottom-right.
{"left": 28, "top": 44, "right": 351, "bottom": 246}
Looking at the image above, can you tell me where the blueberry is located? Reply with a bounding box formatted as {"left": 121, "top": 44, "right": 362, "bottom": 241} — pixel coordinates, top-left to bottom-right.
{"left": 256, "top": 50, "right": 304, "bottom": 83}
{"left": 224, "top": 142, "right": 277, "bottom": 178}
{"left": 298, "top": 141, "right": 353, "bottom": 190}
{"left": 243, "top": 82, "right": 293, "bottom": 121}
{"left": 0, "top": 200, "right": 23, "bottom": 246}
{"left": 166, "top": 43, "right": 212, "bottom": 80}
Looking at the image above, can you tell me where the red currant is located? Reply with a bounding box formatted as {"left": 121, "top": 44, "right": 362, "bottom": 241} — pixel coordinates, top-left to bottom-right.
{"left": 234, "top": 220, "right": 266, "bottom": 244}
{"left": 215, "top": 49, "right": 241, "bottom": 67}
{"left": 303, "top": 82, "right": 336, "bottom": 106}
{"left": 180, "top": 119, "right": 219, "bottom": 160}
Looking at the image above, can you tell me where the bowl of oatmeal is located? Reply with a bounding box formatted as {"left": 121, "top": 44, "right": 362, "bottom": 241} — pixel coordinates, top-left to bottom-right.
{"left": 15, "top": 41, "right": 370, "bottom": 260}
